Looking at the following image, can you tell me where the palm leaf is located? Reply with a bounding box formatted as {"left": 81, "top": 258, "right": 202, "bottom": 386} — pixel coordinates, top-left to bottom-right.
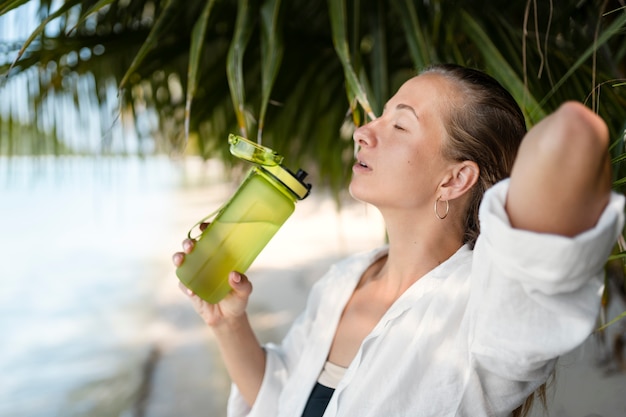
{"left": 4, "top": 0, "right": 81, "bottom": 77}
{"left": 460, "top": 10, "right": 546, "bottom": 125}
{"left": 368, "top": 0, "right": 388, "bottom": 115}
{"left": 185, "top": 0, "right": 217, "bottom": 142}
{"left": 536, "top": 7, "right": 626, "bottom": 112}
{"left": 65, "top": 0, "right": 117, "bottom": 35}
{"left": 1, "top": 0, "right": 625, "bottom": 195}
{"left": 257, "top": 0, "right": 283, "bottom": 143}
{"left": 597, "top": 309, "right": 626, "bottom": 331}
{"left": 118, "top": 0, "right": 178, "bottom": 90}
{"left": 0, "top": 0, "right": 31, "bottom": 16}
{"left": 612, "top": 176, "right": 626, "bottom": 189}
{"left": 227, "top": 0, "right": 256, "bottom": 138}
{"left": 327, "top": 0, "right": 376, "bottom": 122}
{"left": 611, "top": 148, "right": 626, "bottom": 165}
{"left": 390, "top": 0, "right": 432, "bottom": 70}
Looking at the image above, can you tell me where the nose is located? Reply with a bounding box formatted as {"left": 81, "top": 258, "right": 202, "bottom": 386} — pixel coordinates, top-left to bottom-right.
{"left": 353, "top": 121, "right": 376, "bottom": 148}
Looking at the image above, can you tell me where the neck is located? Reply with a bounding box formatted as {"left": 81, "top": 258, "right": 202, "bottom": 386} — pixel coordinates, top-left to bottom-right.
{"left": 376, "top": 208, "right": 464, "bottom": 289}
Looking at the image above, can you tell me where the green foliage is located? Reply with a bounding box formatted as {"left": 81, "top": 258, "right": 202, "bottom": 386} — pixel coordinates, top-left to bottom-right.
{"left": 186, "top": 0, "right": 217, "bottom": 142}
{"left": 0, "top": 0, "right": 625, "bottom": 193}
{"left": 328, "top": 0, "right": 376, "bottom": 123}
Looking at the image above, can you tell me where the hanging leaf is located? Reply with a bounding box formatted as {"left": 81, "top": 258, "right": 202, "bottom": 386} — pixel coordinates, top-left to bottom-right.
{"left": 257, "top": 0, "right": 283, "bottom": 143}
{"left": 65, "top": 0, "right": 117, "bottom": 35}
{"left": 118, "top": 0, "right": 178, "bottom": 90}
{"left": 535, "top": 8, "right": 626, "bottom": 113}
{"left": 369, "top": 0, "right": 388, "bottom": 115}
{"left": 184, "top": 0, "right": 217, "bottom": 143}
{"left": 611, "top": 149, "right": 626, "bottom": 165}
{"left": 5, "top": 0, "right": 81, "bottom": 77}
{"left": 227, "top": 0, "right": 256, "bottom": 138}
{"left": 612, "top": 176, "right": 626, "bottom": 188}
{"left": 460, "top": 10, "right": 545, "bottom": 125}
{"left": 390, "top": 0, "right": 432, "bottom": 70}
{"left": 0, "top": 0, "right": 31, "bottom": 16}
{"left": 327, "top": 0, "right": 376, "bottom": 122}
{"left": 597, "top": 309, "right": 626, "bottom": 331}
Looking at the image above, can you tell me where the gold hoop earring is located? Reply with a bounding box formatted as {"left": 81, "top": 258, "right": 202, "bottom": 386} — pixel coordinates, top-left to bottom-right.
{"left": 434, "top": 197, "right": 449, "bottom": 220}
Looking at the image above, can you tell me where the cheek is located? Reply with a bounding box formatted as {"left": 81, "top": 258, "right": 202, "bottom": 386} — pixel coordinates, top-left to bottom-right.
{"left": 398, "top": 155, "right": 444, "bottom": 194}
{"left": 397, "top": 156, "right": 422, "bottom": 179}
{"left": 386, "top": 161, "right": 422, "bottom": 195}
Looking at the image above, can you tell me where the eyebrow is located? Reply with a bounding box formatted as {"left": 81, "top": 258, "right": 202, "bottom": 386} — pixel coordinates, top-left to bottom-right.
{"left": 396, "top": 103, "right": 419, "bottom": 120}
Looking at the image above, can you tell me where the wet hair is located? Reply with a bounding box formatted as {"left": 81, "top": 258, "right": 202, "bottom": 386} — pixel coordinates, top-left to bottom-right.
{"left": 422, "top": 63, "right": 527, "bottom": 249}
{"left": 423, "top": 64, "right": 547, "bottom": 417}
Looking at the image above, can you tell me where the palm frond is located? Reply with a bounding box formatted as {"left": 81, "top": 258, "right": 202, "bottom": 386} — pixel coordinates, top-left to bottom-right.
{"left": 185, "top": 0, "right": 217, "bottom": 143}
{"left": 1, "top": 0, "right": 625, "bottom": 190}
{"left": 327, "top": 0, "right": 375, "bottom": 122}
{"left": 257, "top": 0, "right": 283, "bottom": 142}
{"left": 226, "top": 0, "right": 256, "bottom": 139}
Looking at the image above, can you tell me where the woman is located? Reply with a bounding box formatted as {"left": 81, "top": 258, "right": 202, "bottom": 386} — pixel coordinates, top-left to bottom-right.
{"left": 173, "top": 64, "right": 625, "bottom": 416}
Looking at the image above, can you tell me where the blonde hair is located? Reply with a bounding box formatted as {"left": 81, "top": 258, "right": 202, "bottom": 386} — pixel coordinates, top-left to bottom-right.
{"left": 422, "top": 64, "right": 526, "bottom": 249}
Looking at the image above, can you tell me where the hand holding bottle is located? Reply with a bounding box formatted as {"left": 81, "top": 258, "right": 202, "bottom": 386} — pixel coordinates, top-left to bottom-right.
{"left": 173, "top": 227, "right": 267, "bottom": 406}
{"left": 173, "top": 234, "right": 253, "bottom": 327}
{"left": 175, "top": 134, "right": 311, "bottom": 304}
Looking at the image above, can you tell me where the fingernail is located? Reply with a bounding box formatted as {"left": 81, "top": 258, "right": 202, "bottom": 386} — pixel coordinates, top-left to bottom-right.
{"left": 231, "top": 272, "right": 241, "bottom": 283}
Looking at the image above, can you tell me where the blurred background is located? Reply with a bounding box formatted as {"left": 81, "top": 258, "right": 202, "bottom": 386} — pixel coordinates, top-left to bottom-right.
{"left": 0, "top": 153, "right": 388, "bottom": 416}
{"left": 1, "top": 1, "right": 626, "bottom": 416}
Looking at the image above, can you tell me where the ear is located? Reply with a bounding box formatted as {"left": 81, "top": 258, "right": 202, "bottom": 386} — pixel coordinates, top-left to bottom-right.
{"left": 438, "top": 161, "right": 479, "bottom": 200}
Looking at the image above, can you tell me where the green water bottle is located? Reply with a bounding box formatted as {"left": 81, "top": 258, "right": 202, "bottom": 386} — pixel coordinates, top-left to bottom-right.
{"left": 176, "top": 134, "right": 312, "bottom": 304}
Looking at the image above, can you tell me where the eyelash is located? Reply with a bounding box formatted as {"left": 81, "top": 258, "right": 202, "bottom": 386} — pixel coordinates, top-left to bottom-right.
{"left": 393, "top": 124, "right": 406, "bottom": 131}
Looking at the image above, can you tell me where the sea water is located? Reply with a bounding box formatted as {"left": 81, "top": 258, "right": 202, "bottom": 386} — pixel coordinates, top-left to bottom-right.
{"left": 0, "top": 156, "right": 222, "bottom": 417}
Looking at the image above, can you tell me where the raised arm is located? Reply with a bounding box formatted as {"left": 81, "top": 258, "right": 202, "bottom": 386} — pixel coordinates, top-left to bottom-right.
{"left": 506, "top": 101, "right": 613, "bottom": 237}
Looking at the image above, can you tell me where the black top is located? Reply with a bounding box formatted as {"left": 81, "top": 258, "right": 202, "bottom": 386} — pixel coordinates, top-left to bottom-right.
{"left": 301, "top": 382, "right": 335, "bottom": 417}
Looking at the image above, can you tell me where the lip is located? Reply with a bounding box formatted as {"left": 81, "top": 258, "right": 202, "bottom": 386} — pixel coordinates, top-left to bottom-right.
{"left": 353, "top": 153, "right": 371, "bottom": 172}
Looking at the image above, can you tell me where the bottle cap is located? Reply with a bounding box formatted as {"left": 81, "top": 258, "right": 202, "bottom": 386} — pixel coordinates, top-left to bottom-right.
{"left": 228, "top": 134, "right": 311, "bottom": 200}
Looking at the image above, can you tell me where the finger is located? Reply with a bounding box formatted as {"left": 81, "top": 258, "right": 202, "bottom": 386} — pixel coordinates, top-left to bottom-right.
{"left": 228, "top": 271, "right": 253, "bottom": 297}
{"left": 172, "top": 252, "right": 185, "bottom": 267}
{"left": 182, "top": 238, "right": 195, "bottom": 254}
{"left": 178, "top": 281, "right": 194, "bottom": 296}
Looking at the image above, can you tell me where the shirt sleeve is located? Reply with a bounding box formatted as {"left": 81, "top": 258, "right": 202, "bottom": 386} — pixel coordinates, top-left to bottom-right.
{"left": 226, "top": 270, "right": 329, "bottom": 417}
{"left": 470, "top": 179, "right": 625, "bottom": 381}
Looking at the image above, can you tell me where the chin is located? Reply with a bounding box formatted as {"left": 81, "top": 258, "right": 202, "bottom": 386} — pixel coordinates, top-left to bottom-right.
{"left": 347, "top": 182, "right": 360, "bottom": 201}
{"left": 348, "top": 182, "right": 372, "bottom": 204}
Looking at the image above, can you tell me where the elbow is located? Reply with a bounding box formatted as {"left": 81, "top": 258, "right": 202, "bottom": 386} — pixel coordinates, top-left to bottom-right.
{"left": 507, "top": 101, "right": 613, "bottom": 236}
{"left": 539, "top": 102, "right": 611, "bottom": 187}
{"left": 549, "top": 102, "right": 609, "bottom": 159}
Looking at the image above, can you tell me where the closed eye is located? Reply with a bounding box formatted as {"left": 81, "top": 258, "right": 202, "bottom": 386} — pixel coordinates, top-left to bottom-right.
{"left": 394, "top": 124, "right": 406, "bottom": 131}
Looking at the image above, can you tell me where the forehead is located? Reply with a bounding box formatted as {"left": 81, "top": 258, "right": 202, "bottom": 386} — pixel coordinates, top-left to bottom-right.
{"left": 395, "top": 73, "right": 454, "bottom": 101}
{"left": 388, "top": 73, "right": 457, "bottom": 118}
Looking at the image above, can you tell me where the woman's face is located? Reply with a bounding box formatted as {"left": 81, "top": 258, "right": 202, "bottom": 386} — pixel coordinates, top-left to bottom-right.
{"left": 349, "top": 73, "right": 457, "bottom": 212}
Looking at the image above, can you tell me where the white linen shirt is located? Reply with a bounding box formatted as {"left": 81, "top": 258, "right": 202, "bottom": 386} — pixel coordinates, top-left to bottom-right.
{"left": 227, "top": 180, "right": 625, "bottom": 417}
